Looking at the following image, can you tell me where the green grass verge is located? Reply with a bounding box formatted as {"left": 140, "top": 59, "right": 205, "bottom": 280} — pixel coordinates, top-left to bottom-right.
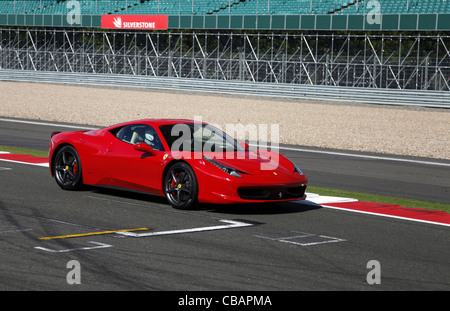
{"left": 0, "top": 145, "right": 49, "bottom": 158}
{"left": 308, "top": 186, "right": 450, "bottom": 214}
{"left": 1, "top": 145, "right": 448, "bottom": 213}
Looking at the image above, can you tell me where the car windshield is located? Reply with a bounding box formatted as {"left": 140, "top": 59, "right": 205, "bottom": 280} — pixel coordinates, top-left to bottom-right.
{"left": 159, "top": 123, "right": 245, "bottom": 152}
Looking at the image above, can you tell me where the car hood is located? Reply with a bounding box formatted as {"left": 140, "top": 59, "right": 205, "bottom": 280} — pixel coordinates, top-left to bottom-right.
{"left": 202, "top": 151, "right": 295, "bottom": 176}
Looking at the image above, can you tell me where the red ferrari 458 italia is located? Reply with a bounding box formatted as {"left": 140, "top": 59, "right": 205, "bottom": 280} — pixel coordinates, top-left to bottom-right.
{"left": 49, "top": 119, "right": 307, "bottom": 209}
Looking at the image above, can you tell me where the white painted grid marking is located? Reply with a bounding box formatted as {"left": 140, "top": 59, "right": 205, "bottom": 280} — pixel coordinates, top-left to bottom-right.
{"left": 34, "top": 241, "right": 112, "bottom": 253}
{"left": 0, "top": 226, "right": 32, "bottom": 234}
{"left": 116, "top": 220, "right": 254, "bottom": 238}
{"left": 255, "top": 231, "right": 347, "bottom": 247}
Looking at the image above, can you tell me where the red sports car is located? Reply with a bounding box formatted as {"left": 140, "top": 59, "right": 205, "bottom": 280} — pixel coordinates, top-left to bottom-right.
{"left": 49, "top": 119, "right": 307, "bottom": 209}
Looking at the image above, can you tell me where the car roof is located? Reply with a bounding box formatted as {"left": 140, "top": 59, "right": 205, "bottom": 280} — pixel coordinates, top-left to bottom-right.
{"left": 106, "top": 119, "right": 201, "bottom": 129}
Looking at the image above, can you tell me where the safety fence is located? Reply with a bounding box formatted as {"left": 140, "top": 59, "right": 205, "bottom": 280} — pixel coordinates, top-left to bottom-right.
{"left": 1, "top": 69, "right": 449, "bottom": 108}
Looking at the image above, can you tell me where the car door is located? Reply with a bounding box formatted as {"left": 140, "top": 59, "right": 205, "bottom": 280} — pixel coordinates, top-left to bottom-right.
{"left": 105, "top": 124, "right": 165, "bottom": 195}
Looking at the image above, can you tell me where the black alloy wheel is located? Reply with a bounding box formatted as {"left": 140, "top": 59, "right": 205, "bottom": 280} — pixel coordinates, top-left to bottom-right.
{"left": 53, "top": 145, "right": 83, "bottom": 190}
{"left": 164, "top": 162, "right": 199, "bottom": 209}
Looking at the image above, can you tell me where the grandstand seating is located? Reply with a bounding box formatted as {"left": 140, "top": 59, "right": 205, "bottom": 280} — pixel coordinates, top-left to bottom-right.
{"left": 0, "top": 0, "right": 449, "bottom": 15}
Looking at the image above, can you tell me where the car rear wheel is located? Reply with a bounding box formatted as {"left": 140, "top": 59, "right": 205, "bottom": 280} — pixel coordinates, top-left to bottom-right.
{"left": 164, "top": 162, "right": 198, "bottom": 209}
{"left": 53, "top": 145, "right": 83, "bottom": 190}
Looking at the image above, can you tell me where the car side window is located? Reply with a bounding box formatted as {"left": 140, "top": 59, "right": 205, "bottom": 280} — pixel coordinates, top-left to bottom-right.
{"left": 114, "top": 124, "right": 164, "bottom": 151}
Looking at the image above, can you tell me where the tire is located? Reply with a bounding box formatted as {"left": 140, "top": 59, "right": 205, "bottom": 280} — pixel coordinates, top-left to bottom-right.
{"left": 53, "top": 145, "right": 83, "bottom": 190}
{"left": 164, "top": 162, "right": 199, "bottom": 209}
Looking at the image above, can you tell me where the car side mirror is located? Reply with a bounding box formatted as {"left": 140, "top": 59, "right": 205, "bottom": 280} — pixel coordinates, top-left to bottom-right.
{"left": 134, "top": 143, "right": 156, "bottom": 155}
{"left": 240, "top": 142, "right": 249, "bottom": 150}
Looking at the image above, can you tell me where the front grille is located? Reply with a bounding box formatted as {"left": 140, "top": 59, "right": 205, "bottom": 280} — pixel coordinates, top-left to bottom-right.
{"left": 238, "top": 185, "right": 307, "bottom": 200}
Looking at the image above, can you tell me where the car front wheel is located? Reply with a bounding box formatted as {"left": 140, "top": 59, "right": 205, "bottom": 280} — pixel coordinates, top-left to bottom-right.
{"left": 164, "top": 162, "right": 198, "bottom": 209}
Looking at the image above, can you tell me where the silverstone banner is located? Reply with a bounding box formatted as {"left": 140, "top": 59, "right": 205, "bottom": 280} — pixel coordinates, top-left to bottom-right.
{"left": 101, "top": 15, "right": 168, "bottom": 30}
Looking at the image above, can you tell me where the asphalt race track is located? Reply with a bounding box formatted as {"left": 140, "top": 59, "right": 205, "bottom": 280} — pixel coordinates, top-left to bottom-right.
{"left": 0, "top": 117, "right": 449, "bottom": 291}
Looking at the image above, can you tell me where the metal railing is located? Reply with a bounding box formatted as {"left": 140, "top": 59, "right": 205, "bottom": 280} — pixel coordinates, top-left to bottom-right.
{"left": 1, "top": 69, "right": 449, "bottom": 108}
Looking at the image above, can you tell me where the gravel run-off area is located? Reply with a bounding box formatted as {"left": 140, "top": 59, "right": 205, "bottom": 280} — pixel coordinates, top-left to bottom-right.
{"left": 1, "top": 81, "right": 449, "bottom": 160}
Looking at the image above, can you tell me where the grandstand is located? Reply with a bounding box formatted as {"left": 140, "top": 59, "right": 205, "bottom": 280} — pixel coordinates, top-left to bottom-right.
{"left": 0, "top": 0, "right": 449, "bottom": 30}
{"left": 0, "top": 0, "right": 449, "bottom": 16}
{"left": 0, "top": 1, "right": 448, "bottom": 31}
{"left": 0, "top": 0, "right": 449, "bottom": 92}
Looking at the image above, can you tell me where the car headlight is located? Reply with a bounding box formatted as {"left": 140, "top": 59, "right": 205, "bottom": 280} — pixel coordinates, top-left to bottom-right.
{"left": 203, "top": 157, "right": 242, "bottom": 178}
{"left": 293, "top": 162, "right": 304, "bottom": 175}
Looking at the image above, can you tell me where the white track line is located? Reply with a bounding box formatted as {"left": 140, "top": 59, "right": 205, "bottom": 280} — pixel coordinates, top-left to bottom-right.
{"left": 0, "top": 158, "right": 48, "bottom": 167}
{"left": 1, "top": 117, "right": 449, "bottom": 167}
{"left": 0, "top": 117, "right": 98, "bottom": 130}
{"left": 117, "top": 219, "right": 254, "bottom": 238}
{"left": 249, "top": 143, "right": 450, "bottom": 167}
{"left": 321, "top": 204, "right": 450, "bottom": 228}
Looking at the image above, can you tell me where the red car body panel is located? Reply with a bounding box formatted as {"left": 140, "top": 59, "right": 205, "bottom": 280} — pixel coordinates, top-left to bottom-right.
{"left": 49, "top": 119, "right": 308, "bottom": 204}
